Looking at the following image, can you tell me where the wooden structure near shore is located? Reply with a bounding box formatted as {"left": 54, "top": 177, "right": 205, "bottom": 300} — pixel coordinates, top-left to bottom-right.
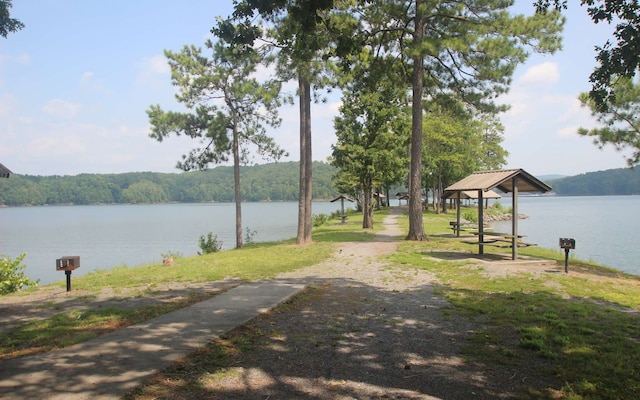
{"left": 444, "top": 169, "right": 551, "bottom": 260}
{"left": 330, "top": 194, "right": 355, "bottom": 224}
{"left": 0, "top": 162, "right": 12, "bottom": 178}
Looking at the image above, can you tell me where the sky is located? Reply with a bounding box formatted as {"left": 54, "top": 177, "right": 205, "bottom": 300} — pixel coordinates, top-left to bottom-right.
{"left": 0, "top": 1, "right": 632, "bottom": 178}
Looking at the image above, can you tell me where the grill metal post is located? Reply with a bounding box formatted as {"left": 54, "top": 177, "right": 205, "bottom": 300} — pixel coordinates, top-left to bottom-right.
{"left": 56, "top": 256, "right": 80, "bottom": 292}
{"left": 559, "top": 239, "right": 575, "bottom": 274}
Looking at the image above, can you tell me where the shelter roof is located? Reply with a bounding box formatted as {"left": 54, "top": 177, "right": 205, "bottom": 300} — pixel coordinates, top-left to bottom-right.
{"left": 330, "top": 195, "right": 355, "bottom": 203}
{"left": 0, "top": 162, "right": 12, "bottom": 178}
{"left": 444, "top": 169, "right": 551, "bottom": 194}
{"left": 443, "top": 189, "right": 501, "bottom": 200}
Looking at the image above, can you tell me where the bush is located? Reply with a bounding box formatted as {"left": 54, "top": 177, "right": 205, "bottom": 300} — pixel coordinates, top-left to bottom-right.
{"left": 312, "top": 213, "right": 329, "bottom": 228}
{"left": 462, "top": 209, "right": 478, "bottom": 223}
{"left": 486, "top": 202, "right": 512, "bottom": 217}
{"left": 198, "top": 233, "right": 223, "bottom": 255}
{"left": 244, "top": 227, "right": 257, "bottom": 244}
{"left": 0, "top": 253, "right": 39, "bottom": 295}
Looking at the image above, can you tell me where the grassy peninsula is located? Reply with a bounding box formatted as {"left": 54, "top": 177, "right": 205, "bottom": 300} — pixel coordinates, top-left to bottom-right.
{"left": 2, "top": 209, "right": 639, "bottom": 399}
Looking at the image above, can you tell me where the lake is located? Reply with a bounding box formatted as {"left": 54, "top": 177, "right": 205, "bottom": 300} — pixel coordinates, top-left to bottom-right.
{"left": 0, "top": 202, "right": 345, "bottom": 285}
{"left": 491, "top": 195, "right": 640, "bottom": 275}
{"left": 1, "top": 196, "right": 639, "bottom": 285}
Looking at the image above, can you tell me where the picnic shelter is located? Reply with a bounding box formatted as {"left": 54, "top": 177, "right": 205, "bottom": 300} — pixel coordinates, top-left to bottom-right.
{"left": 444, "top": 169, "right": 552, "bottom": 260}
{"left": 0, "top": 162, "right": 12, "bottom": 178}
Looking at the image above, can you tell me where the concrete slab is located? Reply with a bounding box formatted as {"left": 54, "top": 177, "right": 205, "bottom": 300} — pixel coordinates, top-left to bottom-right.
{"left": 0, "top": 280, "right": 305, "bottom": 400}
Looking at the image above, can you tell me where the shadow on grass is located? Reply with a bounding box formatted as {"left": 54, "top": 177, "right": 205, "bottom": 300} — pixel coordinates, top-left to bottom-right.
{"left": 123, "top": 277, "right": 640, "bottom": 400}
{"left": 2, "top": 274, "right": 639, "bottom": 399}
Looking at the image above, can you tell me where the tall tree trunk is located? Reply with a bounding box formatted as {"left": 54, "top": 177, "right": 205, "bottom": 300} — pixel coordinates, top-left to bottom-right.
{"left": 385, "top": 186, "right": 390, "bottom": 207}
{"left": 407, "top": 0, "right": 428, "bottom": 241}
{"left": 232, "top": 110, "right": 243, "bottom": 249}
{"left": 297, "top": 74, "right": 313, "bottom": 245}
{"left": 362, "top": 176, "right": 374, "bottom": 229}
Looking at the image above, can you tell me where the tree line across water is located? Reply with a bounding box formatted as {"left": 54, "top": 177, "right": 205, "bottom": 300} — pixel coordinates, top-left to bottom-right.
{"left": 0, "top": 162, "right": 339, "bottom": 206}
{"left": 549, "top": 167, "right": 640, "bottom": 196}
{"left": 2, "top": 163, "right": 639, "bottom": 207}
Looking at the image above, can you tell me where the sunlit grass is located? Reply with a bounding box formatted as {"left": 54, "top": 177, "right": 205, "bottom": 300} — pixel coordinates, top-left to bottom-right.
{"left": 67, "top": 241, "right": 335, "bottom": 292}
{"left": 7, "top": 207, "right": 640, "bottom": 399}
{"left": 387, "top": 211, "right": 640, "bottom": 400}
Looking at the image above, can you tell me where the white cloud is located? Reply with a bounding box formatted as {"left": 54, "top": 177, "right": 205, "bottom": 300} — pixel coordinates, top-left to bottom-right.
{"left": 28, "top": 132, "right": 86, "bottom": 157}
{"left": 80, "top": 71, "right": 94, "bottom": 83}
{"left": 139, "top": 55, "right": 170, "bottom": 75}
{"left": 0, "top": 94, "right": 17, "bottom": 116}
{"left": 517, "top": 62, "right": 560, "bottom": 86}
{"left": 0, "top": 52, "right": 30, "bottom": 66}
{"left": 557, "top": 125, "right": 580, "bottom": 138}
{"left": 135, "top": 55, "right": 171, "bottom": 90}
{"left": 42, "top": 99, "right": 81, "bottom": 120}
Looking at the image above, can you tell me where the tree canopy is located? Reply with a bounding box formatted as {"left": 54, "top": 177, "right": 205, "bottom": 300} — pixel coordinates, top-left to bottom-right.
{"left": 536, "top": 0, "right": 640, "bottom": 110}
{"left": 330, "top": 0, "right": 563, "bottom": 240}
{"left": 0, "top": 0, "right": 24, "bottom": 39}
{"left": 147, "top": 32, "right": 287, "bottom": 248}
{"left": 578, "top": 76, "right": 640, "bottom": 166}
{"left": 219, "top": 0, "right": 337, "bottom": 245}
{"left": 0, "top": 162, "right": 339, "bottom": 206}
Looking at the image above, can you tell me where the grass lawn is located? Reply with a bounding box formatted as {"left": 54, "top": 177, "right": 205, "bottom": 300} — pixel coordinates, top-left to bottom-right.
{"left": 3, "top": 207, "right": 640, "bottom": 399}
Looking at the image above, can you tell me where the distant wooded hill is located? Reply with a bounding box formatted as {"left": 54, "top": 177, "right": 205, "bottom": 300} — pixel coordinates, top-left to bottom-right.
{"left": 0, "top": 161, "right": 339, "bottom": 206}
{"left": 4, "top": 163, "right": 636, "bottom": 206}
{"left": 548, "top": 167, "right": 640, "bottom": 196}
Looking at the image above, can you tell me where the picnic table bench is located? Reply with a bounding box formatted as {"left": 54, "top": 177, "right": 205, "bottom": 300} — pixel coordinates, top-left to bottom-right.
{"left": 449, "top": 221, "right": 492, "bottom": 233}
{"left": 462, "top": 231, "right": 537, "bottom": 248}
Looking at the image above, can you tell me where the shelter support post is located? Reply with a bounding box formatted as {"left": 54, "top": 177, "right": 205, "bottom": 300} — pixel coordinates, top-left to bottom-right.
{"left": 512, "top": 177, "right": 518, "bottom": 260}
{"left": 478, "top": 189, "right": 484, "bottom": 255}
{"left": 456, "top": 192, "right": 461, "bottom": 237}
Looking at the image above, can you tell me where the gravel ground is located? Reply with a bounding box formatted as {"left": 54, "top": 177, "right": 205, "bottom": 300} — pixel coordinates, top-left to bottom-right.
{"left": 3, "top": 210, "right": 567, "bottom": 399}
{"left": 130, "top": 211, "right": 562, "bottom": 399}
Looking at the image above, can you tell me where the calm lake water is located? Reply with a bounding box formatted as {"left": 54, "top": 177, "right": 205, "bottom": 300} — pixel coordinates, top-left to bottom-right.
{"left": 0, "top": 202, "right": 344, "bottom": 285}
{"left": 1, "top": 196, "right": 639, "bottom": 285}
{"left": 491, "top": 195, "right": 640, "bottom": 275}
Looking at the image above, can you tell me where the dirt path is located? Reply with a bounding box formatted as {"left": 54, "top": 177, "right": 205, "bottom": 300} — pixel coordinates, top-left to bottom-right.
{"left": 5, "top": 209, "right": 639, "bottom": 399}
{"left": 130, "top": 211, "right": 558, "bottom": 399}
{"left": 278, "top": 208, "right": 439, "bottom": 291}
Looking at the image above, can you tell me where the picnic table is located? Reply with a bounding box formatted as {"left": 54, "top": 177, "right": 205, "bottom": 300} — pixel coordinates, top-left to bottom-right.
{"left": 463, "top": 231, "right": 537, "bottom": 248}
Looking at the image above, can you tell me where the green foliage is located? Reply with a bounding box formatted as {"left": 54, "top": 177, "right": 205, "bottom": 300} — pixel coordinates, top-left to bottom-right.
{"left": 0, "top": 162, "right": 339, "bottom": 206}
{"left": 148, "top": 37, "right": 286, "bottom": 171}
{"left": 0, "top": 253, "right": 39, "bottom": 295}
{"left": 244, "top": 227, "right": 257, "bottom": 245}
{"left": 389, "top": 232, "right": 640, "bottom": 399}
{"left": 537, "top": 0, "right": 640, "bottom": 115}
{"left": 331, "top": 53, "right": 410, "bottom": 229}
{"left": 462, "top": 209, "right": 478, "bottom": 223}
{"left": 486, "top": 202, "right": 512, "bottom": 217}
{"left": 0, "top": 0, "right": 24, "bottom": 38}
{"left": 578, "top": 77, "right": 640, "bottom": 166}
{"left": 121, "top": 180, "right": 168, "bottom": 204}
{"left": 550, "top": 167, "right": 640, "bottom": 195}
{"left": 422, "top": 106, "right": 508, "bottom": 199}
{"left": 198, "top": 233, "right": 223, "bottom": 255}
{"left": 312, "top": 213, "right": 329, "bottom": 228}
